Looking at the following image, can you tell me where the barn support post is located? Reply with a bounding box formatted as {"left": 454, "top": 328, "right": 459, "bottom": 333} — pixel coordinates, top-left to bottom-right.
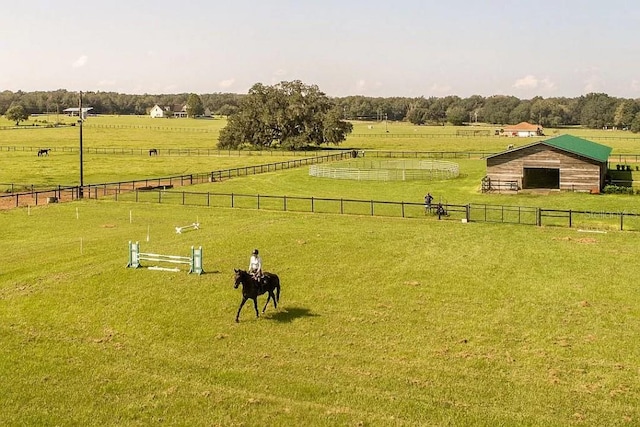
{"left": 620, "top": 212, "right": 624, "bottom": 231}
{"left": 257, "top": 194, "right": 260, "bottom": 210}
{"left": 207, "top": 192, "right": 210, "bottom": 207}
{"left": 284, "top": 195, "right": 287, "bottom": 211}
{"left": 370, "top": 200, "right": 374, "bottom": 216}
{"left": 401, "top": 201, "right": 405, "bottom": 218}
{"left": 537, "top": 209, "right": 542, "bottom": 226}
{"left": 466, "top": 204, "right": 470, "bottom": 222}
{"left": 231, "top": 193, "right": 234, "bottom": 208}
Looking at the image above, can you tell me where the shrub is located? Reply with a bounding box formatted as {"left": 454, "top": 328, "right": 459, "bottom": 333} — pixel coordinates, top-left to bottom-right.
{"left": 603, "top": 184, "right": 635, "bottom": 194}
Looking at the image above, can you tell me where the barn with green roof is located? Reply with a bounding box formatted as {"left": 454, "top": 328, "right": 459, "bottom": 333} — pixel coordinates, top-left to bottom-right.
{"left": 484, "top": 135, "right": 612, "bottom": 192}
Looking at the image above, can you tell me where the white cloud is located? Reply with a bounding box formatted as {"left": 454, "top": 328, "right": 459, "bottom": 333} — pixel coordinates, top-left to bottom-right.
{"left": 219, "top": 78, "right": 235, "bottom": 89}
{"left": 513, "top": 75, "right": 538, "bottom": 89}
{"left": 513, "top": 75, "right": 556, "bottom": 92}
{"left": 539, "top": 78, "right": 556, "bottom": 90}
{"left": 631, "top": 80, "right": 640, "bottom": 92}
{"left": 72, "top": 55, "right": 88, "bottom": 68}
{"left": 273, "top": 69, "right": 287, "bottom": 77}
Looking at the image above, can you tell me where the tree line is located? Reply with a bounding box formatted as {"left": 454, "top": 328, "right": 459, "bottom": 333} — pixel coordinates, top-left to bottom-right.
{"left": 3, "top": 89, "right": 640, "bottom": 132}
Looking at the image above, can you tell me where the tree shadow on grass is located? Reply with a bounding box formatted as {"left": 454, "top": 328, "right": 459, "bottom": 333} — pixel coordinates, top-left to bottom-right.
{"left": 267, "top": 306, "right": 319, "bottom": 323}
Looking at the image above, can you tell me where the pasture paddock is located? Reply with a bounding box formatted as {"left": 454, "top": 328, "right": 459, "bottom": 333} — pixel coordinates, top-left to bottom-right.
{"left": 1, "top": 201, "right": 639, "bottom": 425}
{"left": 2, "top": 116, "right": 640, "bottom": 424}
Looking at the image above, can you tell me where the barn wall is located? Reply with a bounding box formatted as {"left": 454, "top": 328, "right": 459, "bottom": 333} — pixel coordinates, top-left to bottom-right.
{"left": 486, "top": 145, "right": 605, "bottom": 191}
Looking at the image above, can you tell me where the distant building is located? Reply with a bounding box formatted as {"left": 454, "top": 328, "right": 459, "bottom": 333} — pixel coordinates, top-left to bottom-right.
{"left": 149, "top": 104, "right": 166, "bottom": 118}
{"left": 171, "top": 104, "right": 188, "bottom": 118}
{"left": 149, "top": 104, "right": 187, "bottom": 118}
{"left": 502, "top": 122, "right": 543, "bottom": 137}
{"left": 484, "top": 135, "right": 611, "bottom": 193}
{"left": 63, "top": 107, "right": 93, "bottom": 119}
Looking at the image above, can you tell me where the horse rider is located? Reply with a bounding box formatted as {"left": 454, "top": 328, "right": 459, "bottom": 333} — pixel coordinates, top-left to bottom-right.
{"left": 248, "top": 249, "right": 264, "bottom": 287}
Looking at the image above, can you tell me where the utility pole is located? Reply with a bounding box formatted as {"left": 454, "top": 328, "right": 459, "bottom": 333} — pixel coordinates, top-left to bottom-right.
{"left": 78, "top": 91, "right": 84, "bottom": 198}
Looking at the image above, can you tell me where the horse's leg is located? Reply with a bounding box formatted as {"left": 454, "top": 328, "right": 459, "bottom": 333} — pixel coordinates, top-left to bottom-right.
{"left": 262, "top": 293, "right": 272, "bottom": 313}
{"left": 252, "top": 297, "right": 259, "bottom": 318}
{"left": 236, "top": 297, "right": 248, "bottom": 322}
{"left": 269, "top": 290, "right": 277, "bottom": 310}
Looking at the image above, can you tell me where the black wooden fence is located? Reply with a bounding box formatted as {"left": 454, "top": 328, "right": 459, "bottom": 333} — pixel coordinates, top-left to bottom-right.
{"left": 112, "top": 189, "right": 640, "bottom": 232}
{"left": 0, "top": 151, "right": 351, "bottom": 207}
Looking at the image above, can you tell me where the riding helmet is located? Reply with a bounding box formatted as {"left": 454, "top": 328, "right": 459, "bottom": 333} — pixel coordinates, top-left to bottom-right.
{"left": 252, "top": 249, "right": 259, "bottom": 255}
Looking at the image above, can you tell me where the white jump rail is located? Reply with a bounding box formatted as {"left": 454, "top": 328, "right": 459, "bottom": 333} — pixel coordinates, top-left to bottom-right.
{"left": 175, "top": 222, "right": 200, "bottom": 234}
{"left": 127, "top": 241, "right": 204, "bottom": 274}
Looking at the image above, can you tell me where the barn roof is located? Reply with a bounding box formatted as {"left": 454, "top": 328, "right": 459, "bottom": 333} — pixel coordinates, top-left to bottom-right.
{"left": 487, "top": 135, "right": 612, "bottom": 163}
{"left": 542, "top": 135, "right": 612, "bottom": 163}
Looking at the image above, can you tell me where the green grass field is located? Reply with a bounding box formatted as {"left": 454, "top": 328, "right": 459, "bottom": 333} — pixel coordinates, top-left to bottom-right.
{"left": 2, "top": 201, "right": 639, "bottom": 425}
{"left": 2, "top": 116, "right": 640, "bottom": 425}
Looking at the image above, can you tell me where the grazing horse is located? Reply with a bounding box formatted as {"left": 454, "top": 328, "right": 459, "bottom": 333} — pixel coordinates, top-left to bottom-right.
{"left": 149, "top": 148, "right": 158, "bottom": 156}
{"left": 37, "top": 148, "right": 50, "bottom": 157}
{"left": 233, "top": 268, "right": 281, "bottom": 322}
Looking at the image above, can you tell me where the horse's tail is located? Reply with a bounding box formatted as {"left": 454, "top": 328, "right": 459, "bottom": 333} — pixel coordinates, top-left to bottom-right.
{"left": 275, "top": 275, "right": 281, "bottom": 303}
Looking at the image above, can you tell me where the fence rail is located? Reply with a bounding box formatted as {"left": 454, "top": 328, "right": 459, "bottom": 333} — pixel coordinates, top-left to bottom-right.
{"left": 0, "top": 151, "right": 351, "bottom": 207}
{"left": 111, "top": 189, "right": 640, "bottom": 232}
{"left": 0, "top": 145, "right": 340, "bottom": 157}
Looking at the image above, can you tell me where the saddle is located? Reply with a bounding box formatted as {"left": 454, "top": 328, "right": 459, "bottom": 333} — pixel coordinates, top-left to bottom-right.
{"left": 251, "top": 273, "right": 266, "bottom": 290}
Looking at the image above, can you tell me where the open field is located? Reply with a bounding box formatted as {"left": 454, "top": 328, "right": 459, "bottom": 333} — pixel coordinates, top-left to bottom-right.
{"left": 4, "top": 115, "right": 640, "bottom": 154}
{"left": 2, "top": 115, "right": 640, "bottom": 425}
{"left": 1, "top": 200, "right": 640, "bottom": 425}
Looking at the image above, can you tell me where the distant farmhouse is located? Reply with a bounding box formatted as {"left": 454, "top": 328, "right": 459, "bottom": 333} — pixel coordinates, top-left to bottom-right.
{"left": 484, "top": 135, "right": 612, "bottom": 193}
{"left": 149, "top": 104, "right": 187, "bottom": 118}
{"left": 149, "top": 104, "right": 212, "bottom": 118}
{"left": 502, "top": 122, "right": 544, "bottom": 137}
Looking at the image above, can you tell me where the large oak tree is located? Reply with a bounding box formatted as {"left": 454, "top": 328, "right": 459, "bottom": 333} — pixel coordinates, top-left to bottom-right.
{"left": 218, "top": 81, "right": 352, "bottom": 150}
{"left": 5, "top": 104, "right": 29, "bottom": 125}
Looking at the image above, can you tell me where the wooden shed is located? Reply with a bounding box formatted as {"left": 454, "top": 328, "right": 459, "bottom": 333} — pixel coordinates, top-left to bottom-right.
{"left": 484, "top": 135, "right": 612, "bottom": 192}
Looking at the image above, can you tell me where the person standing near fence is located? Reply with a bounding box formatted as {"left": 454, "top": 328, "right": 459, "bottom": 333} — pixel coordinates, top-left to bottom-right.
{"left": 424, "top": 193, "right": 433, "bottom": 214}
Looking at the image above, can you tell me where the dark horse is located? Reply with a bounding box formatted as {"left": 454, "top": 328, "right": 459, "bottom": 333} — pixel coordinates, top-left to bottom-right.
{"left": 233, "top": 269, "right": 281, "bottom": 322}
{"left": 37, "top": 148, "right": 50, "bottom": 157}
{"left": 149, "top": 148, "right": 158, "bottom": 156}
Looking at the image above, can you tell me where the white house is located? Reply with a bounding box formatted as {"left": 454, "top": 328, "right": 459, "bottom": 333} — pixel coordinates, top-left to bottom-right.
{"left": 149, "top": 104, "right": 166, "bottom": 118}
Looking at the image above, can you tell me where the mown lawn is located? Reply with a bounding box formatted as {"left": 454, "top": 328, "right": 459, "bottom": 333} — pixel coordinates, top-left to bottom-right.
{"left": 1, "top": 200, "right": 639, "bottom": 426}
{"left": 2, "top": 115, "right": 640, "bottom": 425}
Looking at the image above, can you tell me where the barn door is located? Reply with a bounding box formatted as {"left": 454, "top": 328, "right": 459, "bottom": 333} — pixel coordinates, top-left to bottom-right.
{"left": 523, "top": 168, "right": 560, "bottom": 189}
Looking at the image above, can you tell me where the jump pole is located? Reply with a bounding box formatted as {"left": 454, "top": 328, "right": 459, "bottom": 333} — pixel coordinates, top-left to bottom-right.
{"left": 175, "top": 222, "right": 200, "bottom": 234}
{"left": 127, "top": 241, "right": 204, "bottom": 274}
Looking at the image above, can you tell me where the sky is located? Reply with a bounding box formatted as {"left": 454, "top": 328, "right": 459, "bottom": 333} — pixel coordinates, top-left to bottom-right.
{"left": 2, "top": 0, "right": 640, "bottom": 99}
